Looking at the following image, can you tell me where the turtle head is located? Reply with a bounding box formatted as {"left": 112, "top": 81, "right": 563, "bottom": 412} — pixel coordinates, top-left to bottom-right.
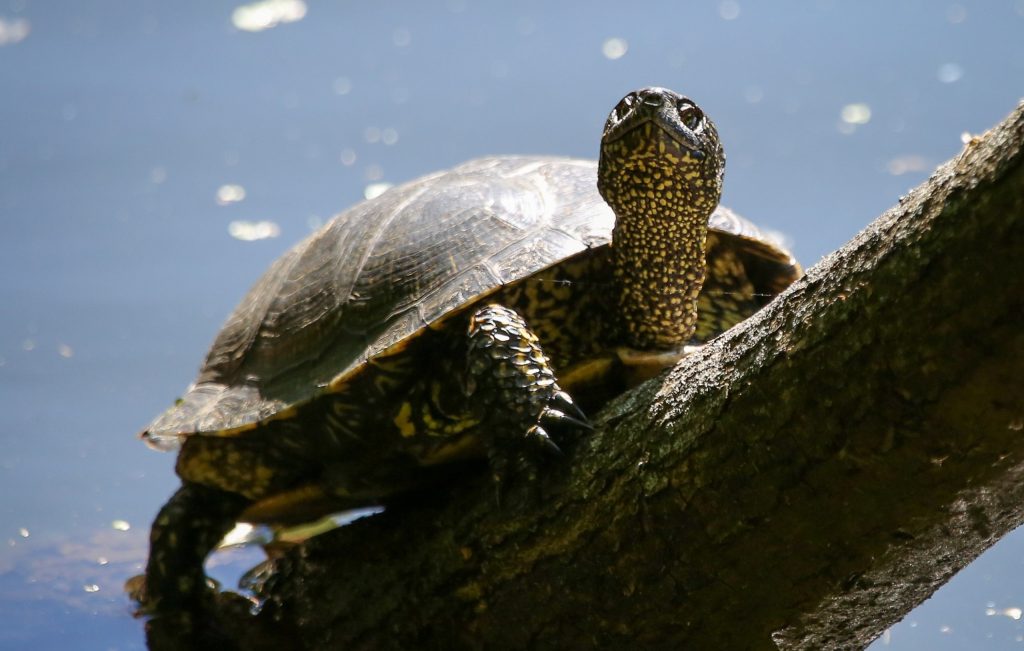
{"left": 598, "top": 87, "right": 724, "bottom": 222}
{"left": 597, "top": 87, "right": 726, "bottom": 350}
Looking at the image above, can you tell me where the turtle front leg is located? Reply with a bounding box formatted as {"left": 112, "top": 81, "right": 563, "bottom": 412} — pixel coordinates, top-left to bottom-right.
{"left": 142, "top": 482, "right": 250, "bottom": 613}
{"left": 465, "top": 304, "right": 588, "bottom": 488}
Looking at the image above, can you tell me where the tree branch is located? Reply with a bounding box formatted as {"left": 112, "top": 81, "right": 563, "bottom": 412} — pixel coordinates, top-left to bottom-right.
{"left": 259, "top": 102, "right": 1024, "bottom": 650}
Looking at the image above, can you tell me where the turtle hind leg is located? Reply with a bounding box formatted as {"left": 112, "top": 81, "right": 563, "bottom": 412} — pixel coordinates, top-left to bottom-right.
{"left": 142, "top": 482, "right": 249, "bottom": 613}
{"left": 465, "top": 304, "right": 589, "bottom": 493}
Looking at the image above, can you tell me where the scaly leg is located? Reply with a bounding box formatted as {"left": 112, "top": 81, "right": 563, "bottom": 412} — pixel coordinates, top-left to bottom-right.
{"left": 143, "top": 482, "right": 249, "bottom": 613}
{"left": 464, "top": 304, "right": 589, "bottom": 489}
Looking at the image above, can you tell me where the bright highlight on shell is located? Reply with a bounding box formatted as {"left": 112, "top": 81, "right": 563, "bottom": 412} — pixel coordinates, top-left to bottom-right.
{"left": 364, "top": 183, "right": 393, "bottom": 200}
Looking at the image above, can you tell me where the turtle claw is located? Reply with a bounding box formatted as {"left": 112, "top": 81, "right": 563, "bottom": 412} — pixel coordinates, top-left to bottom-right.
{"left": 552, "top": 390, "right": 589, "bottom": 424}
{"left": 540, "top": 407, "right": 592, "bottom": 431}
{"left": 527, "top": 424, "right": 563, "bottom": 455}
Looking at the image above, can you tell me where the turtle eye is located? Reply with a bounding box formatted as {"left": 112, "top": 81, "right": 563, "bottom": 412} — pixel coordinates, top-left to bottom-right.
{"left": 614, "top": 94, "right": 636, "bottom": 121}
{"left": 678, "top": 103, "right": 702, "bottom": 130}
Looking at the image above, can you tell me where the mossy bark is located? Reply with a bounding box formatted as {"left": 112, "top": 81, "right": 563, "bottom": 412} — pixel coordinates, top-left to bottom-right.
{"left": 258, "top": 102, "right": 1024, "bottom": 650}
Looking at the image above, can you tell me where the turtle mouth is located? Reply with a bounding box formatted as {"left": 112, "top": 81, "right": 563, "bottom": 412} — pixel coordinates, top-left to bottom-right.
{"left": 600, "top": 87, "right": 711, "bottom": 158}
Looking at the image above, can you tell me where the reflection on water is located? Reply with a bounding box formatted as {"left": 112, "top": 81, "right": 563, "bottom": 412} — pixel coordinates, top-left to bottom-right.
{"left": 1, "top": 526, "right": 145, "bottom": 611}
{"left": 0, "top": 16, "right": 30, "bottom": 46}
{"left": 228, "top": 220, "right": 280, "bottom": 241}
{"left": 0, "top": 526, "right": 147, "bottom": 649}
{"left": 231, "top": 0, "right": 307, "bottom": 33}
{"left": 215, "top": 184, "right": 247, "bottom": 206}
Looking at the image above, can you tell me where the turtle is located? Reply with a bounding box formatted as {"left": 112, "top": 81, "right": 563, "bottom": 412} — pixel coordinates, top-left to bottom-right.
{"left": 139, "top": 87, "right": 800, "bottom": 612}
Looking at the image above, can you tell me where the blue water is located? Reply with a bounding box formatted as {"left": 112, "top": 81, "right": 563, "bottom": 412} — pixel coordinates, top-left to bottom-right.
{"left": 1, "top": 1, "right": 1022, "bottom": 648}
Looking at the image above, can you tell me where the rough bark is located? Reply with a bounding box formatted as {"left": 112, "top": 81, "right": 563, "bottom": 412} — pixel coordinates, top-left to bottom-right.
{"left": 259, "top": 102, "right": 1024, "bottom": 650}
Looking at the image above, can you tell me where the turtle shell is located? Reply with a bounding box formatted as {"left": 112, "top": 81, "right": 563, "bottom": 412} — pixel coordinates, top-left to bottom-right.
{"left": 143, "top": 156, "right": 798, "bottom": 449}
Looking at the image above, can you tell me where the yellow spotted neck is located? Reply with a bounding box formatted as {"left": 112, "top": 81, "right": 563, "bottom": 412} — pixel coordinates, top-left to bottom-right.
{"left": 599, "top": 139, "right": 718, "bottom": 349}
{"left": 610, "top": 195, "right": 709, "bottom": 350}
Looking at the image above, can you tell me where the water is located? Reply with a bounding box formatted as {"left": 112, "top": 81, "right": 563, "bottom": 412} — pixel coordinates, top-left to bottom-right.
{"left": 1, "top": 1, "right": 1022, "bottom": 648}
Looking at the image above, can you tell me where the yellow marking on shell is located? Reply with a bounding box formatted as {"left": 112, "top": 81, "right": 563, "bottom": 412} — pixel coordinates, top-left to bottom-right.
{"left": 418, "top": 434, "right": 484, "bottom": 466}
{"left": 419, "top": 400, "right": 442, "bottom": 434}
{"left": 333, "top": 400, "right": 359, "bottom": 416}
{"left": 215, "top": 420, "right": 261, "bottom": 437}
{"left": 327, "top": 365, "right": 361, "bottom": 392}
{"left": 429, "top": 381, "right": 447, "bottom": 414}
{"left": 394, "top": 401, "right": 417, "bottom": 438}
{"left": 255, "top": 405, "right": 299, "bottom": 428}
{"left": 444, "top": 417, "right": 479, "bottom": 435}
{"left": 372, "top": 356, "right": 410, "bottom": 389}
{"left": 428, "top": 382, "right": 478, "bottom": 436}
{"left": 420, "top": 407, "right": 478, "bottom": 438}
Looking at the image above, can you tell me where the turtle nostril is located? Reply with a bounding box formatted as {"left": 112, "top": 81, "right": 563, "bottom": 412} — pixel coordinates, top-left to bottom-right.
{"left": 638, "top": 89, "right": 665, "bottom": 108}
